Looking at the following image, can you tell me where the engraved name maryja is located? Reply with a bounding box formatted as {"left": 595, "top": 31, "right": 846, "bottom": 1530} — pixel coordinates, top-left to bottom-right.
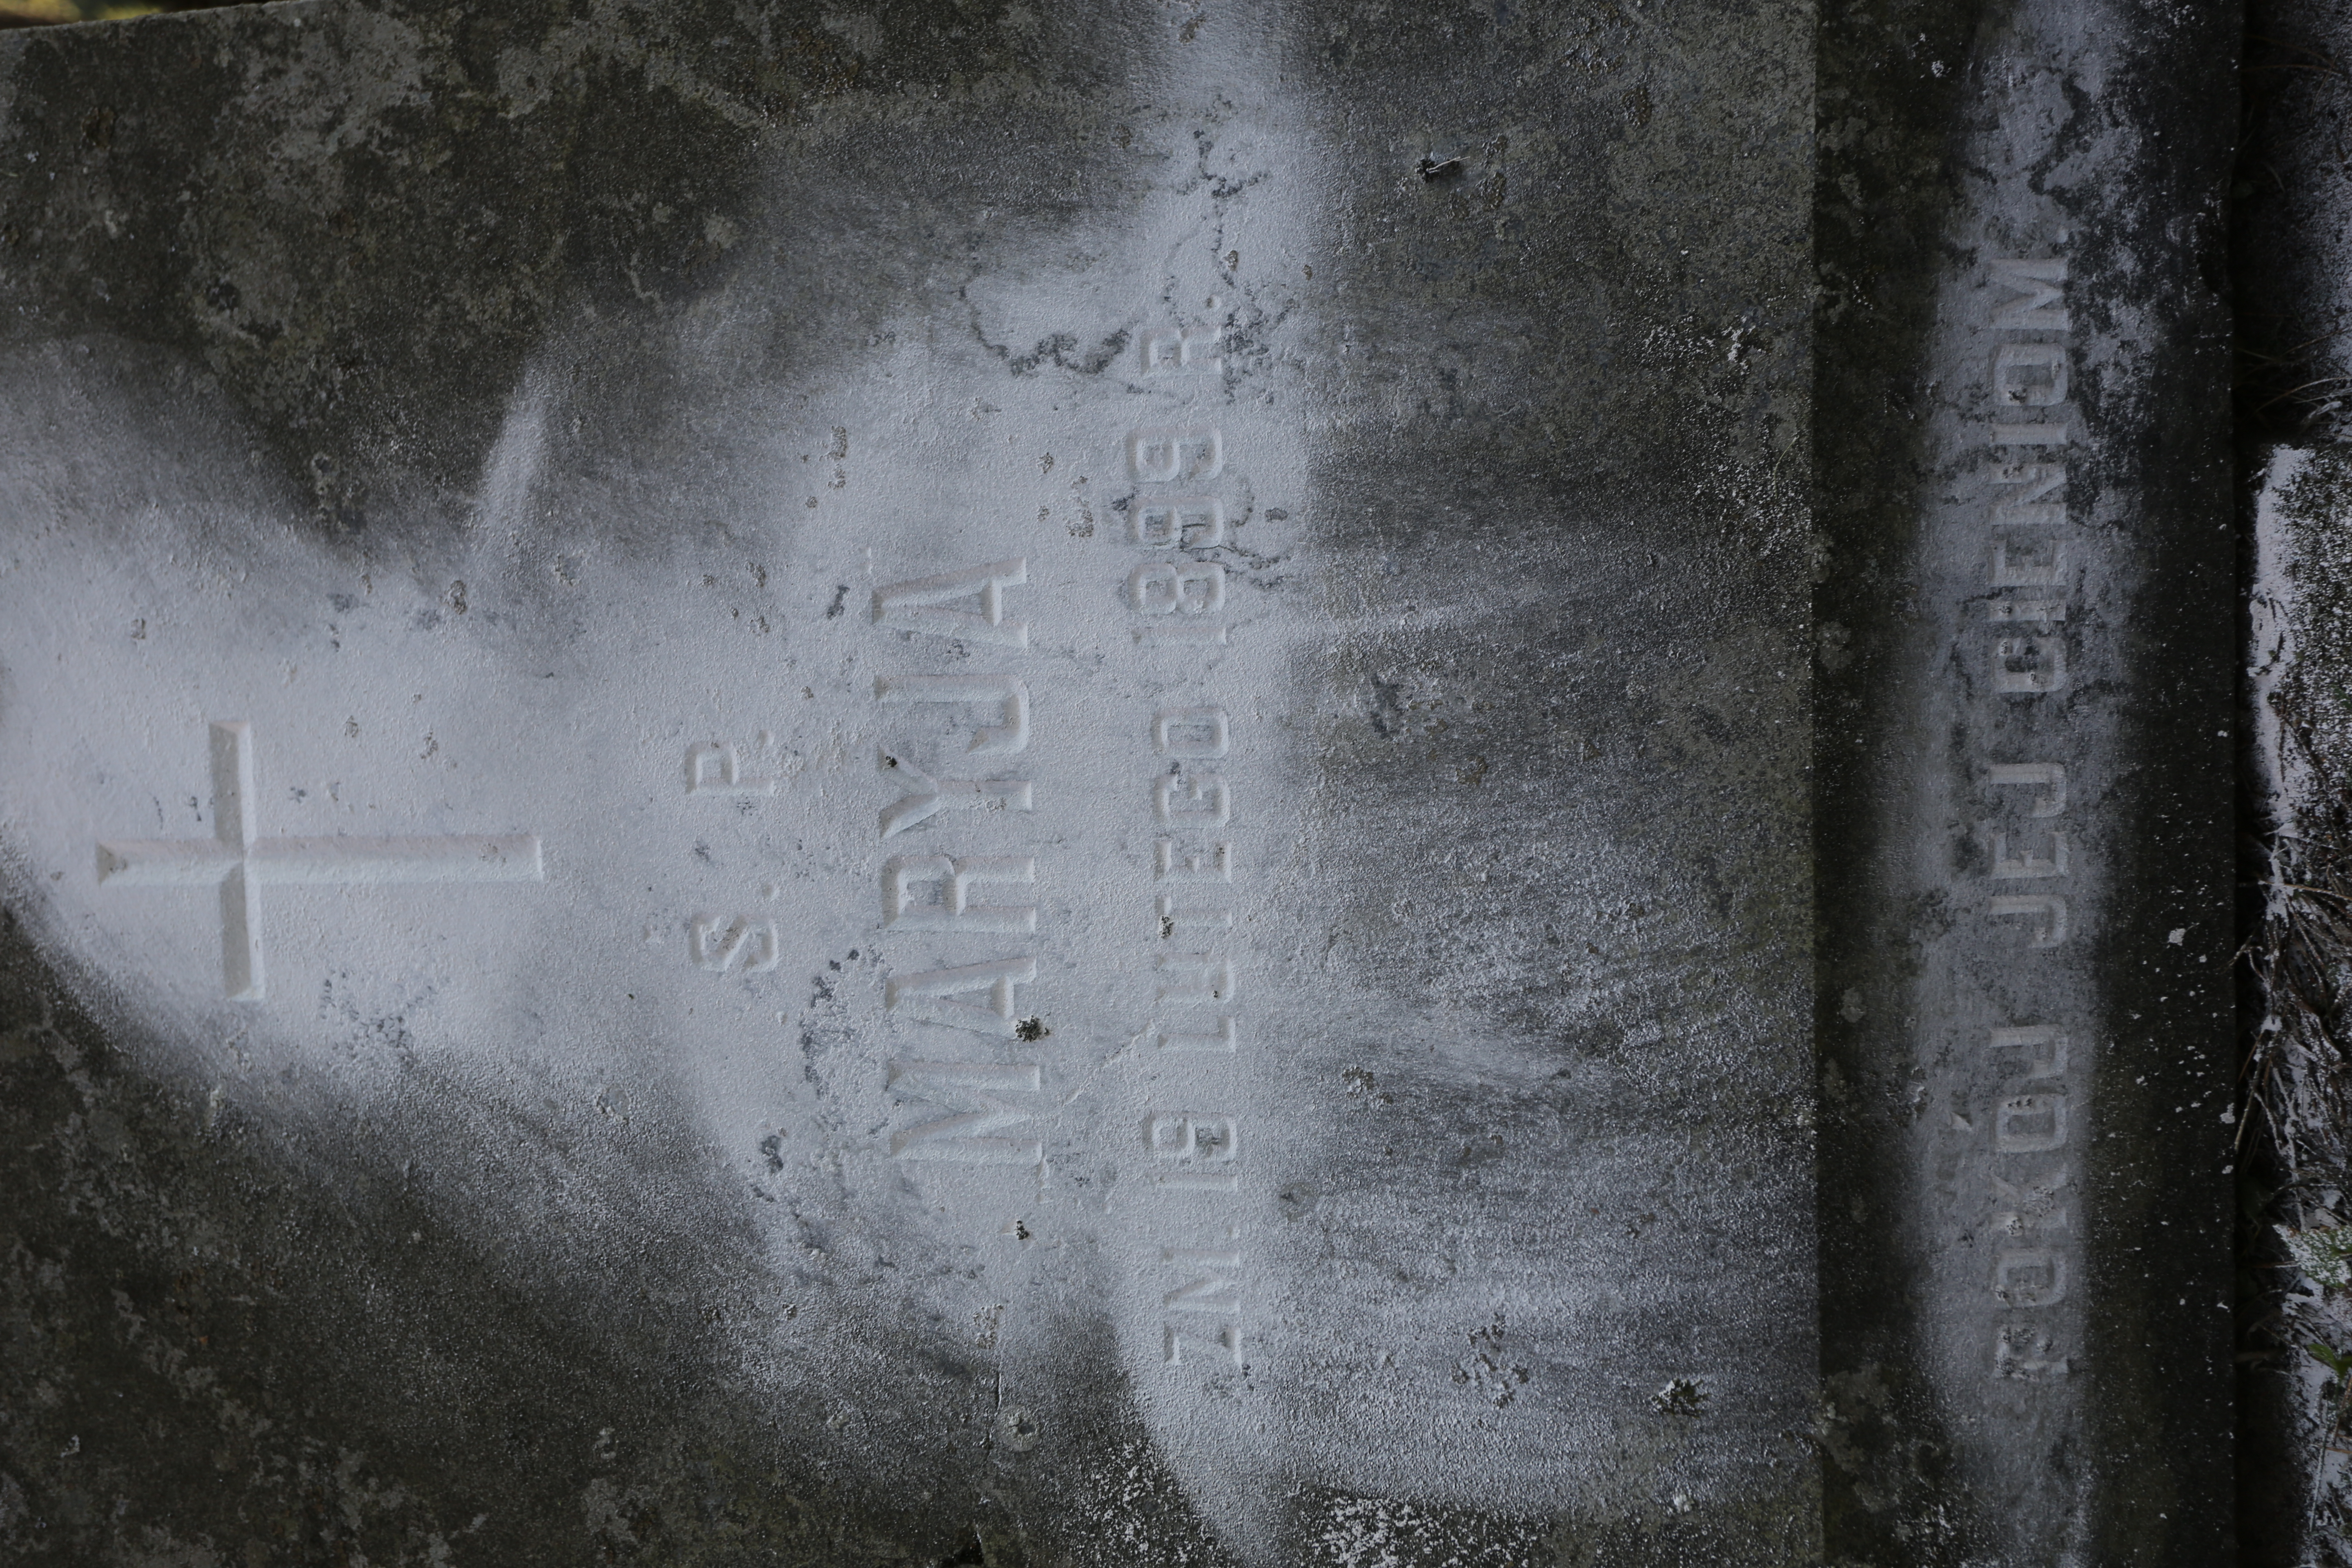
{"left": 867, "top": 328, "right": 1248, "bottom": 1369}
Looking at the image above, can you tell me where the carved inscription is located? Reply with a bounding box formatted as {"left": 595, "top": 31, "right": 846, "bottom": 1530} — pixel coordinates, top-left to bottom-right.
{"left": 878, "top": 754, "right": 1032, "bottom": 838}
{"left": 887, "top": 1060, "right": 1044, "bottom": 1165}
{"left": 875, "top": 674, "right": 1031, "bottom": 756}
{"left": 1124, "top": 327, "right": 1246, "bottom": 1370}
{"left": 680, "top": 735, "right": 787, "bottom": 976}
{"left": 1971, "top": 255, "right": 2082, "bottom": 1381}
{"left": 1140, "top": 328, "right": 1224, "bottom": 376}
{"left": 871, "top": 559, "right": 1044, "bottom": 1173}
{"left": 1126, "top": 427, "right": 1223, "bottom": 485}
{"left": 1135, "top": 497, "right": 1225, "bottom": 550}
{"left": 882, "top": 855, "right": 1038, "bottom": 933}
{"left": 690, "top": 913, "right": 781, "bottom": 973}
{"left": 686, "top": 736, "right": 780, "bottom": 795}
{"left": 97, "top": 720, "right": 543, "bottom": 1000}
{"left": 871, "top": 559, "right": 1029, "bottom": 647}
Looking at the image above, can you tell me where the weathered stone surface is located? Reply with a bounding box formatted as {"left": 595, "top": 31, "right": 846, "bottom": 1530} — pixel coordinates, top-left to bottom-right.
{"left": 1816, "top": 1, "right": 2237, "bottom": 1562}
{"left": 0, "top": 0, "right": 2231, "bottom": 1563}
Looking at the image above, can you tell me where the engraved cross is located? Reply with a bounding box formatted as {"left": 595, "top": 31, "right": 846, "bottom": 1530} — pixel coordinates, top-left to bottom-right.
{"left": 97, "top": 720, "right": 543, "bottom": 1000}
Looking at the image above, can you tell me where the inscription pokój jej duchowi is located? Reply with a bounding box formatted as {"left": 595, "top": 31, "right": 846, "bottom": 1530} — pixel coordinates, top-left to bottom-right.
{"left": 1980, "top": 256, "right": 2077, "bottom": 1381}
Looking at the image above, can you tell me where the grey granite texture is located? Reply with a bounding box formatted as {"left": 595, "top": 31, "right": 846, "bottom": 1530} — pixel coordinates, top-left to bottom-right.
{"left": 0, "top": 0, "right": 2233, "bottom": 1564}
{"left": 1815, "top": 0, "right": 2237, "bottom": 1563}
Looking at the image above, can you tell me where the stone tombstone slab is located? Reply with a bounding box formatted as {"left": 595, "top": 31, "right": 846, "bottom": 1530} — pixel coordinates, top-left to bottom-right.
{"left": 0, "top": 0, "right": 2229, "bottom": 1565}
{"left": 1815, "top": 0, "right": 2237, "bottom": 1563}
